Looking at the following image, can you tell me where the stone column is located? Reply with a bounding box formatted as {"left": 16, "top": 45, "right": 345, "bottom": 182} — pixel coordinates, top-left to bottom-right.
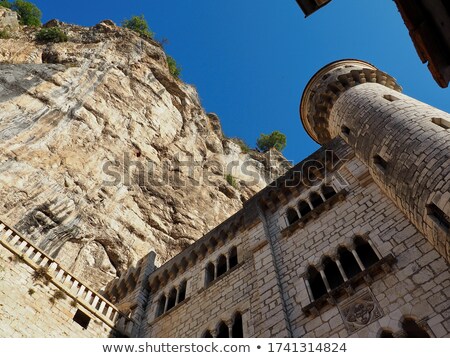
{"left": 335, "top": 259, "right": 348, "bottom": 281}
{"left": 319, "top": 268, "right": 331, "bottom": 292}
{"left": 301, "top": 59, "right": 450, "bottom": 262}
{"left": 352, "top": 249, "right": 366, "bottom": 271}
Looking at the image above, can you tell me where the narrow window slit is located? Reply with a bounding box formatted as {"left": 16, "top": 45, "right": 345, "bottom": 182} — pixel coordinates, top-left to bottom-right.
{"left": 383, "top": 94, "right": 399, "bottom": 102}
{"left": 431, "top": 117, "right": 450, "bottom": 130}
{"left": 217, "top": 322, "right": 229, "bottom": 338}
{"left": 178, "top": 281, "right": 187, "bottom": 303}
{"left": 373, "top": 154, "right": 388, "bottom": 171}
{"left": 205, "top": 262, "right": 215, "bottom": 285}
{"left": 216, "top": 255, "right": 227, "bottom": 277}
{"left": 341, "top": 125, "right": 351, "bottom": 136}
{"left": 232, "top": 312, "right": 244, "bottom": 338}
{"left": 427, "top": 204, "right": 450, "bottom": 230}
{"left": 287, "top": 208, "right": 299, "bottom": 225}
{"left": 307, "top": 266, "right": 327, "bottom": 300}
{"left": 298, "top": 200, "right": 311, "bottom": 217}
{"left": 229, "top": 247, "right": 238, "bottom": 268}
{"left": 166, "top": 288, "right": 177, "bottom": 311}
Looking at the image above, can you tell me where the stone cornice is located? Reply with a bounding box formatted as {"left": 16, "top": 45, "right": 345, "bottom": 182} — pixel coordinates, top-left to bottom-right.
{"left": 300, "top": 59, "right": 403, "bottom": 144}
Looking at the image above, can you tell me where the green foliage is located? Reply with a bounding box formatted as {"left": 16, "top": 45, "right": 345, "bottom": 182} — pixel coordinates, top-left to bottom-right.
{"left": 28, "top": 288, "right": 35, "bottom": 296}
{"left": 36, "top": 27, "right": 68, "bottom": 43}
{"left": 0, "top": 0, "right": 11, "bottom": 8}
{"left": 122, "top": 15, "right": 153, "bottom": 38}
{"left": 0, "top": 29, "right": 10, "bottom": 39}
{"left": 256, "top": 130, "right": 287, "bottom": 152}
{"left": 225, "top": 174, "right": 237, "bottom": 189}
{"left": 167, "top": 55, "right": 181, "bottom": 79}
{"left": 12, "top": 0, "right": 42, "bottom": 27}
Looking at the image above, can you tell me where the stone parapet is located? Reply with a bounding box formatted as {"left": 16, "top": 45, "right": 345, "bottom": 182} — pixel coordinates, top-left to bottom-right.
{"left": 0, "top": 218, "right": 135, "bottom": 336}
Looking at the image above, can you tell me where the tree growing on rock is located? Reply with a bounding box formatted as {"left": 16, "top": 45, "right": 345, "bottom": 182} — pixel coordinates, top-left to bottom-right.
{"left": 122, "top": 15, "right": 153, "bottom": 39}
{"left": 256, "top": 130, "right": 287, "bottom": 152}
{"left": 0, "top": 0, "right": 12, "bottom": 8}
{"left": 1, "top": 0, "right": 42, "bottom": 27}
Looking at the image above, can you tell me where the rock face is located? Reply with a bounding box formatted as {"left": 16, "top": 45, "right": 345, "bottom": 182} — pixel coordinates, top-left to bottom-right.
{"left": 0, "top": 7, "right": 19, "bottom": 31}
{"left": 0, "top": 21, "right": 290, "bottom": 289}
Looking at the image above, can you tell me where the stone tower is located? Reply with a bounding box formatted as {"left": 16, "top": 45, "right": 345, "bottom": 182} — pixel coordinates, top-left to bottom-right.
{"left": 300, "top": 59, "right": 450, "bottom": 262}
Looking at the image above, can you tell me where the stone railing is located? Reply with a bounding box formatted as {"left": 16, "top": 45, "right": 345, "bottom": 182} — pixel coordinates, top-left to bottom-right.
{"left": 0, "top": 219, "right": 135, "bottom": 337}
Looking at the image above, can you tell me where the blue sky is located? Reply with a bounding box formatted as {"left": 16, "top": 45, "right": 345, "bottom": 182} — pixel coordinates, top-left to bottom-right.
{"left": 31, "top": 0, "right": 449, "bottom": 163}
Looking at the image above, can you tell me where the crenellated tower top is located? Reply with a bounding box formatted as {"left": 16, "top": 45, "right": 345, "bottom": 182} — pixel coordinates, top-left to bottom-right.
{"left": 300, "top": 59, "right": 402, "bottom": 144}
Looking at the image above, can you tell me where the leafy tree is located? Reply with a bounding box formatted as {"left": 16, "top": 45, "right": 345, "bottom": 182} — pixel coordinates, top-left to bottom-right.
{"left": 12, "top": 0, "right": 42, "bottom": 27}
{"left": 122, "top": 15, "right": 153, "bottom": 38}
{"left": 167, "top": 55, "right": 181, "bottom": 79}
{"left": 36, "top": 27, "right": 68, "bottom": 43}
{"left": 0, "top": 0, "right": 12, "bottom": 9}
{"left": 256, "top": 130, "right": 287, "bottom": 152}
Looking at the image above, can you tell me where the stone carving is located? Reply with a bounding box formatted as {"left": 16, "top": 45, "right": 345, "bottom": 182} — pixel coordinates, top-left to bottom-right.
{"left": 339, "top": 289, "right": 383, "bottom": 334}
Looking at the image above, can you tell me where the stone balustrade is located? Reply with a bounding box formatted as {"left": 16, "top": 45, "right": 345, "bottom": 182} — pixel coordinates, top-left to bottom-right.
{"left": 0, "top": 219, "right": 135, "bottom": 337}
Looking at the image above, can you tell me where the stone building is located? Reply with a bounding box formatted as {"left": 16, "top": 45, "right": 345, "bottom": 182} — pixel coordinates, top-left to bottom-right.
{"left": 1, "top": 59, "right": 448, "bottom": 338}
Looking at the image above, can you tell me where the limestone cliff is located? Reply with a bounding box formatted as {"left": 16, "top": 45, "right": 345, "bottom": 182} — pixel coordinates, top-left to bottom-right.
{"left": 0, "top": 14, "right": 290, "bottom": 289}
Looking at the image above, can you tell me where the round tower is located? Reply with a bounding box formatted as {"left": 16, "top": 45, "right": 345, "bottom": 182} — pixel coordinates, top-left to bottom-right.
{"left": 300, "top": 59, "right": 450, "bottom": 262}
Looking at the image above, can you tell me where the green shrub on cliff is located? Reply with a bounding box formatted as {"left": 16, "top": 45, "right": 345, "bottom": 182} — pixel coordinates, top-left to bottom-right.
{"left": 0, "top": 1, "right": 42, "bottom": 26}
{"left": 14, "top": 0, "right": 41, "bottom": 26}
{"left": 0, "top": 29, "right": 10, "bottom": 39}
{"left": 36, "top": 27, "right": 68, "bottom": 43}
{"left": 225, "top": 174, "right": 238, "bottom": 189}
{"left": 122, "top": 15, "right": 153, "bottom": 39}
{"left": 0, "top": 0, "right": 12, "bottom": 8}
{"left": 167, "top": 55, "right": 181, "bottom": 79}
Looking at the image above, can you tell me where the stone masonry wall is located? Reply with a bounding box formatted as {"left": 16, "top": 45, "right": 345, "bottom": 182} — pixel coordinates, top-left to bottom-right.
{"left": 268, "top": 151, "right": 450, "bottom": 337}
{"left": 0, "top": 244, "right": 113, "bottom": 337}
{"left": 329, "top": 82, "right": 450, "bottom": 262}
{"left": 139, "top": 140, "right": 449, "bottom": 338}
{"left": 0, "top": 219, "right": 135, "bottom": 337}
{"left": 143, "top": 219, "right": 289, "bottom": 338}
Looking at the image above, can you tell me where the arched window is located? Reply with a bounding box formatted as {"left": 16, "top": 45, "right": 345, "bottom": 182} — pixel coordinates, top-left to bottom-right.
{"left": 166, "top": 287, "right": 177, "bottom": 311}
{"left": 216, "top": 255, "right": 227, "bottom": 277}
{"left": 310, "top": 192, "right": 323, "bottom": 208}
{"left": 217, "top": 321, "right": 229, "bottom": 338}
{"left": 287, "top": 208, "right": 299, "bottom": 225}
{"left": 202, "top": 330, "right": 213, "bottom": 338}
{"left": 323, "top": 257, "right": 344, "bottom": 289}
{"left": 298, "top": 200, "right": 311, "bottom": 217}
{"left": 307, "top": 266, "right": 327, "bottom": 300}
{"left": 338, "top": 246, "right": 361, "bottom": 279}
{"left": 156, "top": 295, "right": 166, "bottom": 317}
{"left": 229, "top": 247, "right": 238, "bottom": 269}
{"left": 178, "top": 280, "right": 187, "bottom": 303}
{"left": 354, "top": 236, "right": 379, "bottom": 268}
{"left": 380, "top": 330, "right": 394, "bottom": 338}
{"left": 205, "top": 262, "right": 215, "bottom": 285}
{"left": 322, "top": 185, "right": 337, "bottom": 200}
{"left": 402, "top": 318, "right": 430, "bottom": 338}
{"left": 232, "top": 312, "right": 244, "bottom": 338}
